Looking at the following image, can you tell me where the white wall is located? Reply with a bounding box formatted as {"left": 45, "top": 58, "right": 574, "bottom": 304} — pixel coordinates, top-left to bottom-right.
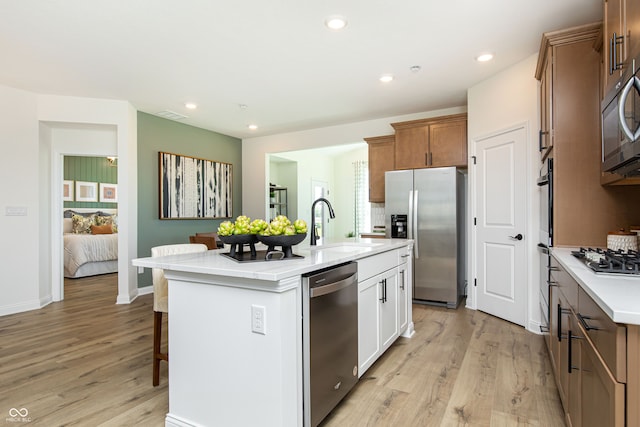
{"left": 0, "top": 86, "right": 138, "bottom": 316}
{"left": 0, "top": 85, "right": 41, "bottom": 314}
{"left": 242, "top": 107, "right": 466, "bottom": 222}
{"left": 467, "top": 53, "right": 541, "bottom": 332}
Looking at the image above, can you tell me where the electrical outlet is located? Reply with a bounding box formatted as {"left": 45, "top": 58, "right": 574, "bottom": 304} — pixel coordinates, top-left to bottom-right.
{"left": 251, "top": 305, "right": 266, "bottom": 335}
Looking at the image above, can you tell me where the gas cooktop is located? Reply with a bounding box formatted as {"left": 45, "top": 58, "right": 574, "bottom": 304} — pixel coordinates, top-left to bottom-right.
{"left": 571, "top": 247, "right": 640, "bottom": 275}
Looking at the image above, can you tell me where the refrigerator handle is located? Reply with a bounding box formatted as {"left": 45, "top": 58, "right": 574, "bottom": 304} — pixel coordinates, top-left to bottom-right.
{"left": 413, "top": 190, "right": 419, "bottom": 259}
{"left": 408, "top": 190, "right": 414, "bottom": 240}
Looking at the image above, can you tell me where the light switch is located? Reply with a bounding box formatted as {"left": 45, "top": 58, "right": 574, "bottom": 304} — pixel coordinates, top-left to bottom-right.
{"left": 5, "top": 206, "right": 27, "bottom": 216}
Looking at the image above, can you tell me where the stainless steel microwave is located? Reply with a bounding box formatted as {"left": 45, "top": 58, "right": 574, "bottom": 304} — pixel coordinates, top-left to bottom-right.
{"left": 602, "top": 55, "right": 640, "bottom": 176}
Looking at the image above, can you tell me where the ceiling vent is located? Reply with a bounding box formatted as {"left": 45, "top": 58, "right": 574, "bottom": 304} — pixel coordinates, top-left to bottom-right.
{"left": 155, "top": 110, "right": 188, "bottom": 121}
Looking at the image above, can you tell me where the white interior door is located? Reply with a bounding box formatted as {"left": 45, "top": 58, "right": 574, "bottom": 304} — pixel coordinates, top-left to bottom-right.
{"left": 474, "top": 126, "right": 527, "bottom": 326}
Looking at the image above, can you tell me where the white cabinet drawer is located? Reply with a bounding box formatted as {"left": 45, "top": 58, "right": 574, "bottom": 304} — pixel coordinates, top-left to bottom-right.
{"left": 357, "top": 250, "right": 398, "bottom": 281}
{"left": 397, "top": 243, "right": 412, "bottom": 265}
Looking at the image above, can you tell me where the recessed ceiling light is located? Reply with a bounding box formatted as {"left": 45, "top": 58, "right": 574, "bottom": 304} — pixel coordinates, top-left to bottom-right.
{"left": 379, "top": 74, "right": 394, "bottom": 83}
{"left": 325, "top": 15, "right": 347, "bottom": 30}
{"left": 248, "top": 124, "right": 258, "bottom": 130}
{"left": 185, "top": 102, "right": 197, "bottom": 109}
{"left": 476, "top": 53, "right": 494, "bottom": 62}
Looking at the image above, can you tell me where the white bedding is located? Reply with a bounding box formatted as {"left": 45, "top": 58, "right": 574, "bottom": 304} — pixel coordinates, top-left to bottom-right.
{"left": 64, "top": 233, "right": 118, "bottom": 277}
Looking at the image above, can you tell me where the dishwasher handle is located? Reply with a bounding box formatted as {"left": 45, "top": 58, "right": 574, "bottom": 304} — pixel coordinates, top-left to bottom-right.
{"left": 309, "top": 273, "right": 357, "bottom": 298}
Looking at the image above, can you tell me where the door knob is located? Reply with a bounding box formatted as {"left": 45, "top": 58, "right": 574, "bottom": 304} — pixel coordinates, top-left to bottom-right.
{"left": 509, "top": 233, "right": 523, "bottom": 241}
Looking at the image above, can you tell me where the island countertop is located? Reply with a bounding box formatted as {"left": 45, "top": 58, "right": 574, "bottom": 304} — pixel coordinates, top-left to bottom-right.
{"left": 551, "top": 247, "right": 640, "bottom": 325}
{"left": 132, "top": 238, "right": 413, "bottom": 281}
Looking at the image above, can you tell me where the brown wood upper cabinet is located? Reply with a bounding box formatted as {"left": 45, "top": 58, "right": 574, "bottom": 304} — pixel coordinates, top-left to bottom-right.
{"left": 364, "top": 135, "right": 395, "bottom": 203}
{"left": 604, "top": 0, "right": 626, "bottom": 96}
{"left": 601, "top": 0, "right": 640, "bottom": 185}
{"left": 390, "top": 113, "right": 467, "bottom": 170}
{"left": 603, "top": 0, "right": 640, "bottom": 97}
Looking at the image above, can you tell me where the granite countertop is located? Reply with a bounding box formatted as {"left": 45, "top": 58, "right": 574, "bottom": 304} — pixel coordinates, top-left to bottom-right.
{"left": 132, "top": 238, "right": 413, "bottom": 282}
{"left": 551, "top": 247, "right": 640, "bottom": 325}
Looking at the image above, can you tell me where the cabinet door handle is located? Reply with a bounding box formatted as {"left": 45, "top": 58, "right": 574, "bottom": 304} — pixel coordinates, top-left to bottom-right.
{"left": 612, "top": 32, "right": 624, "bottom": 74}
{"left": 384, "top": 279, "right": 387, "bottom": 303}
{"left": 548, "top": 266, "right": 560, "bottom": 271}
{"left": 568, "top": 330, "right": 583, "bottom": 374}
{"left": 557, "top": 304, "right": 571, "bottom": 342}
{"left": 568, "top": 329, "right": 573, "bottom": 374}
{"left": 557, "top": 303, "right": 562, "bottom": 342}
{"left": 379, "top": 279, "right": 387, "bottom": 303}
{"left": 577, "top": 313, "right": 599, "bottom": 331}
{"left": 424, "top": 152, "right": 428, "bottom": 166}
{"left": 610, "top": 34, "right": 615, "bottom": 75}
{"left": 547, "top": 280, "right": 558, "bottom": 287}
{"left": 400, "top": 270, "right": 405, "bottom": 290}
{"left": 538, "top": 130, "right": 549, "bottom": 151}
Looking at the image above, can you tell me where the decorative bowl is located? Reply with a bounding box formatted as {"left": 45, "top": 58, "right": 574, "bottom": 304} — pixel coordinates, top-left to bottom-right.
{"left": 257, "top": 233, "right": 306, "bottom": 247}
{"left": 219, "top": 234, "right": 259, "bottom": 257}
{"left": 219, "top": 234, "right": 258, "bottom": 245}
{"left": 257, "top": 233, "right": 307, "bottom": 258}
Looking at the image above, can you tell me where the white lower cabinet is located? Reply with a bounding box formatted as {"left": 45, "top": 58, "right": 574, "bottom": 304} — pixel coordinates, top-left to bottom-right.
{"left": 379, "top": 268, "right": 399, "bottom": 353}
{"left": 357, "top": 267, "right": 398, "bottom": 376}
{"left": 358, "top": 273, "right": 381, "bottom": 376}
{"left": 357, "top": 247, "right": 413, "bottom": 377}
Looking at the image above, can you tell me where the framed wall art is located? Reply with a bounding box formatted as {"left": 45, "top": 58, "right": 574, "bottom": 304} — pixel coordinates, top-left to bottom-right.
{"left": 99, "top": 183, "right": 118, "bottom": 203}
{"left": 63, "top": 180, "right": 74, "bottom": 201}
{"left": 159, "top": 151, "right": 233, "bottom": 219}
{"left": 75, "top": 181, "right": 98, "bottom": 202}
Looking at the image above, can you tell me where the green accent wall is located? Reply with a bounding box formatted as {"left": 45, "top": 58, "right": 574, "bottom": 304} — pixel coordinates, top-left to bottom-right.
{"left": 137, "top": 112, "right": 242, "bottom": 287}
{"left": 64, "top": 156, "right": 118, "bottom": 209}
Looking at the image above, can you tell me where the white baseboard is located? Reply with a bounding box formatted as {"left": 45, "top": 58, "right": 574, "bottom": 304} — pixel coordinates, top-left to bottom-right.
{"left": 165, "top": 413, "right": 196, "bottom": 427}
{"left": 0, "top": 296, "right": 52, "bottom": 317}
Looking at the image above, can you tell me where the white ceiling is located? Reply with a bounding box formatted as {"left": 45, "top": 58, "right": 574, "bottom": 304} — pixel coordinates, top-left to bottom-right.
{"left": 0, "top": 1, "right": 602, "bottom": 139}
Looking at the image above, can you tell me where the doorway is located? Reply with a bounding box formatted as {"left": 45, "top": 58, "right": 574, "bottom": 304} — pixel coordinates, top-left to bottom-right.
{"left": 50, "top": 124, "right": 118, "bottom": 302}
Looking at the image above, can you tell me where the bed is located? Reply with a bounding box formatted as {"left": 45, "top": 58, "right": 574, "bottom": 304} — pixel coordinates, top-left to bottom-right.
{"left": 63, "top": 209, "right": 118, "bottom": 278}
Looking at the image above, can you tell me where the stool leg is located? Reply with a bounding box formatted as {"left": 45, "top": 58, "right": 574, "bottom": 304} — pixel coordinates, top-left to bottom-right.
{"left": 153, "top": 310, "right": 163, "bottom": 386}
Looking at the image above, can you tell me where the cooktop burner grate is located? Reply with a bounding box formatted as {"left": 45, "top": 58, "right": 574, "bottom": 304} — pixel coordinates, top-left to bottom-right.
{"left": 571, "top": 247, "right": 640, "bottom": 275}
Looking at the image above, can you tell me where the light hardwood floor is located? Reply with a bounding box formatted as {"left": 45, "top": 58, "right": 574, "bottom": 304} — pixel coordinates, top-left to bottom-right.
{"left": 0, "top": 275, "right": 565, "bottom": 426}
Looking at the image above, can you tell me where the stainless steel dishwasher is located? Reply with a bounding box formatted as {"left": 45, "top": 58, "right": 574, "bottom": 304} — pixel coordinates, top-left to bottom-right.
{"left": 302, "top": 261, "right": 358, "bottom": 427}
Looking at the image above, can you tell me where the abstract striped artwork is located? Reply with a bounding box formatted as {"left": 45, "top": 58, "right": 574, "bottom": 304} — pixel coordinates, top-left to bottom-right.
{"left": 159, "top": 151, "right": 232, "bottom": 219}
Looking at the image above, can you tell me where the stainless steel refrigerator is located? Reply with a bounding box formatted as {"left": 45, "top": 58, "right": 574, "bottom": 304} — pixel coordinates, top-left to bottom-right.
{"left": 385, "top": 167, "right": 466, "bottom": 308}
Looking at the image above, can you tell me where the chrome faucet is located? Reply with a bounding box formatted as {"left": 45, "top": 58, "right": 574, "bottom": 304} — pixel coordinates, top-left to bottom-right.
{"left": 310, "top": 197, "right": 335, "bottom": 246}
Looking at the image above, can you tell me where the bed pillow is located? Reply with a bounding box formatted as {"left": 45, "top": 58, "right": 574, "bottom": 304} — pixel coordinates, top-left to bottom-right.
{"left": 95, "top": 214, "right": 118, "bottom": 233}
{"left": 72, "top": 214, "right": 96, "bottom": 234}
{"left": 64, "top": 209, "right": 98, "bottom": 218}
{"left": 91, "top": 224, "right": 113, "bottom": 235}
{"left": 63, "top": 218, "right": 73, "bottom": 233}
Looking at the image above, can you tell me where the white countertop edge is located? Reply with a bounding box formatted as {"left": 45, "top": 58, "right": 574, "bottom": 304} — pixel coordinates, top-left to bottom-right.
{"left": 551, "top": 247, "right": 640, "bottom": 325}
{"left": 132, "top": 238, "right": 414, "bottom": 282}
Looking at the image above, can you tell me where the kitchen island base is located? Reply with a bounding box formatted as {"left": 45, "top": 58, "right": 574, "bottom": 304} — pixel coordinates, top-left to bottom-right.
{"left": 131, "top": 239, "right": 414, "bottom": 427}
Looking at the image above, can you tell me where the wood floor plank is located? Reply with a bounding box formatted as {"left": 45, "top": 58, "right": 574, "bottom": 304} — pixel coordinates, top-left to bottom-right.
{"left": 0, "top": 278, "right": 564, "bottom": 426}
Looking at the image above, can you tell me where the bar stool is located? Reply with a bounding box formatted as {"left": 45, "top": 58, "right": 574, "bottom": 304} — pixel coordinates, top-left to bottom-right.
{"left": 151, "top": 243, "right": 208, "bottom": 386}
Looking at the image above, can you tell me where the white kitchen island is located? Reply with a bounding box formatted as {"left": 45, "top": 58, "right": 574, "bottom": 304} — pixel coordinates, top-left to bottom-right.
{"left": 132, "top": 238, "right": 414, "bottom": 427}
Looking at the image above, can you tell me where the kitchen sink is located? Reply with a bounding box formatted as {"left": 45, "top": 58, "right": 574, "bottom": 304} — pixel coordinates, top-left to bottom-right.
{"left": 309, "top": 242, "right": 384, "bottom": 253}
